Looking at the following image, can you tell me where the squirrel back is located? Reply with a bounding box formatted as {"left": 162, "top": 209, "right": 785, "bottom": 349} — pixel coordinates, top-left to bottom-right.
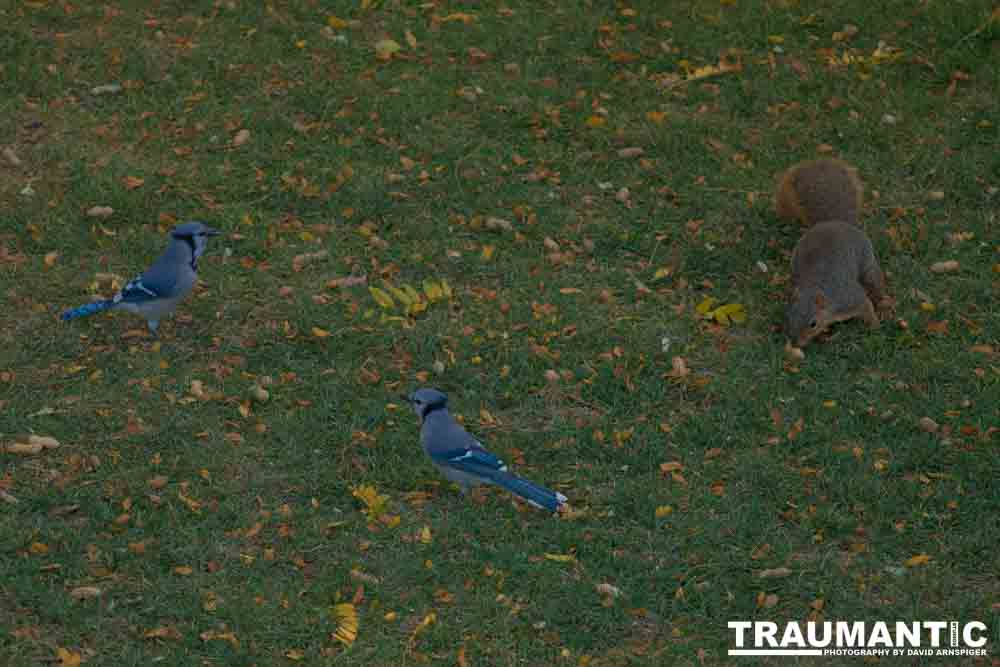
{"left": 784, "top": 220, "right": 885, "bottom": 348}
{"left": 775, "top": 159, "right": 863, "bottom": 226}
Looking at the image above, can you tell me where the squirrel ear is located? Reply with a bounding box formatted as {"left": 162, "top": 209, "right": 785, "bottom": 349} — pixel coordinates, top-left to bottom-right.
{"left": 814, "top": 292, "right": 827, "bottom": 309}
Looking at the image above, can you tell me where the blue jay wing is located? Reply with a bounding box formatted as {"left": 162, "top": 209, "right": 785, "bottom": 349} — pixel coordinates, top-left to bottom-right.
{"left": 117, "top": 274, "right": 173, "bottom": 304}
{"left": 431, "top": 447, "right": 508, "bottom": 475}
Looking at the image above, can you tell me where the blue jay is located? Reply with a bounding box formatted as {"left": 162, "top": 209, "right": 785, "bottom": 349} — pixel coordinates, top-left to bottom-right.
{"left": 406, "top": 388, "right": 567, "bottom": 512}
{"left": 61, "top": 221, "right": 219, "bottom": 333}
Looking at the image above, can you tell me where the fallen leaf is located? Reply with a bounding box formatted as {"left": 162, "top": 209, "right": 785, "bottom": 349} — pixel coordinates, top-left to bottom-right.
{"left": 918, "top": 417, "right": 939, "bottom": 433}
{"left": 369, "top": 286, "right": 395, "bottom": 309}
{"left": 331, "top": 603, "right": 359, "bottom": 646}
{"left": 86, "top": 206, "right": 114, "bottom": 218}
{"left": 123, "top": 176, "right": 145, "bottom": 190}
{"left": 144, "top": 626, "right": 182, "bottom": 640}
{"left": 930, "top": 260, "right": 960, "bottom": 273}
{"left": 7, "top": 442, "right": 45, "bottom": 455}
{"left": 438, "top": 12, "right": 477, "bottom": 24}
{"left": 374, "top": 39, "right": 402, "bottom": 61}
{"left": 56, "top": 648, "right": 82, "bottom": 667}
{"left": 543, "top": 553, "right": 576, "bottom": 563}
{"left": 69, "top": 586, "right": 102, "bottom": 599}
{"left": 595, "top": 582, "right": 622, "bottom": 597}
{"left": 757, "top": 567, "right": 792, "bottom": 579}
{"left": 28, "top": 435, "right": 60, "bottom": 449}
{"left": 904, "top": 553, "right": 932, "bottom": 567}
{"left": 232, "top": 129, "right": 251, "bottom": 146}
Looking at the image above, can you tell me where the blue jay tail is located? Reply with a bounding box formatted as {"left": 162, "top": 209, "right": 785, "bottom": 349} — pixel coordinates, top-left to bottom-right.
{"left": 491, "top": 471, "right": 567, "bottom": 512}
{"left": 61, "top": 300, "right": 115, "bottom": 321}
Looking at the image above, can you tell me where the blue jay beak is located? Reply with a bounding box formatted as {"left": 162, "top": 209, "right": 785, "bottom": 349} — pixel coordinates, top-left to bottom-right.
{"left": 204, "top": 227, "right": 221, "bottom": 236}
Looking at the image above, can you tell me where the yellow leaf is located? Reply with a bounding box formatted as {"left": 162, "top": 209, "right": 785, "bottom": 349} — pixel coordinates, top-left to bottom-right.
{"left": 422, "top": 279, "right": 443, "bottom": 301}
{"left": 655, "top": 505, "right": 673, "bottom": 518}
{"left": 481, "top": 244, "right": 496, "bottom": 260}
{"left": 56, "top": 648, "right": 82, "bottom": 667}
{"left": 695, "top": 297, "right": 718, "bottom": 315}
{"left": 369, "top": 286, "right": 395, "bottom": 309}
{"left": 311, "top": 327, "right": 331, "bottom": 338}
{"left": 419, "top": 525, "right": 432, "bottom": 544}
{"left": 440, "top": 280, "right": 453, "bottom": 298}
{"left": 646, "top": 111, "right": 667, "bottom": 124}
{"left": 285, "top": 649, "right": 305, "bottom": 661}
{"left": 388, "top": 285, "right": 413, "bottom": 306}
{"left": 374, "top": 39, "right": 401, "bottom": 60}
{"left": 439, "top": 12, "right": 477, "bottom": 23}
{"left": 44, "top": 251, "right": 59, "bottom": 267}
{"left": 653, "top": 266, "right": 673, "bottom": 280}
{"left": 544, "top": 553, "right": 576, "bottom": 563}
{"left": 144, "top": 626, "right": 180, "bottom": 640}
{"left": 585, "top": 115, "right": 607, "bottom": 128}
{"left": 412, "top": 612, "right": 436, "bottom": 636}
{"left": 405, "top": 30, "right": 417, "bottom": 49}
{"left": 331, "top": 603, "right": 359, "bottom": 646}
{"left": 904, "top": 553, "right": 932, "bottom": 567}
{"left": 713, "top": 303, "right": 746, "bottom": 325}
{"left": 406, "top": 301, "right": 428, "bottom": 316}
{"left": 327, "top": 15, "right": 349, "bottom": 29}
{"left": 402, "top": 284, "right": 421, "bottom": 304}
{"left": 352, "top": 484, "right": 390, "bottom": 519}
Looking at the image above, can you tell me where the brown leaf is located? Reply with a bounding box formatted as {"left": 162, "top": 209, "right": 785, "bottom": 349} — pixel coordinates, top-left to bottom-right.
{"left": 757, "top": 567, "right": 792, "bottom": 579}
{"left": 787, "top": 417, "right": 804, "bottom": 441}
{"left": 929, "top": 260, "right": 959, "bottom": 273}
{"left": 925, "top": 320, "right": 949, "bottom": 335}
{"left": 69, "top": 586, "right": 102, "bottom": 599}
{"left": 123, "top": 176, "right": 145, "bottom": 190}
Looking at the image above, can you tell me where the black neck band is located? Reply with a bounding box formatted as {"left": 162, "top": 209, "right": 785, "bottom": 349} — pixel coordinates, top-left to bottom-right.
{"left": 180, "top": 236, "right": 198, "bottom": 270}
{"left": 422, "top": 402, "right": 447, "bottom": 419}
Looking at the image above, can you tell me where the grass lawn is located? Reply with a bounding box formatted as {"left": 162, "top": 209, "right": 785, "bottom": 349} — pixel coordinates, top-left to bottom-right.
{"left": 1, "top": 1, "right": 997, "bottom": 664}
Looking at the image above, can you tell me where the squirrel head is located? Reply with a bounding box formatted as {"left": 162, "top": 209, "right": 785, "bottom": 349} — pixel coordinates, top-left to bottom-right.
{"left": 784, "top": 287, "right": 831, "bottom": 347}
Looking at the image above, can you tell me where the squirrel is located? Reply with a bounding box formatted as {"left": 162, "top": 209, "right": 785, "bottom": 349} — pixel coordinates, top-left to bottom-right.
{"left": 775, "top": 158, "right": 863, "bottom": 226}
{"left": 775, "top": 159, "right": 886, "bottom": 349}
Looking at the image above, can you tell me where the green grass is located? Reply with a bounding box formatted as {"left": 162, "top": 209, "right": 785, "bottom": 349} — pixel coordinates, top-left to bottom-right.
{"left": 1, "top": 1, "right": 997, "bottom": 665}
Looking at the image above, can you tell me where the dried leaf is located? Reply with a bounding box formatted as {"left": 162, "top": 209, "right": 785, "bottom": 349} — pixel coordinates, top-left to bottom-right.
{"left": 904, "top": 553, "right": 932, "bottom": 567}
{"left": 331, "top": 603, "right": 359, "bottom": 646}
{"left": 374, "top": 39, "right": 402, "bottom": 60}
{"left": 930, "top": 260, "right": 960, "bottom": 273}
{"left": 438, "top": 13, "right": 477, "bottom": 24}
{"left": 86, "top": 206, "right": 114, "bottom": 218}
{"left": 757, "top": 567, "right": 792, "bottom": 579}
{"left": 369, "top": 286, "right": 396, "bottom": 309}
{"left": 69, "top": 586, "right": 102, "bottom": 599}
{"left": 56, "top": 648, "right": 82, "bottom": 667}
{"left": 543, "top": 553, "right": 576, "bottom": 563}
